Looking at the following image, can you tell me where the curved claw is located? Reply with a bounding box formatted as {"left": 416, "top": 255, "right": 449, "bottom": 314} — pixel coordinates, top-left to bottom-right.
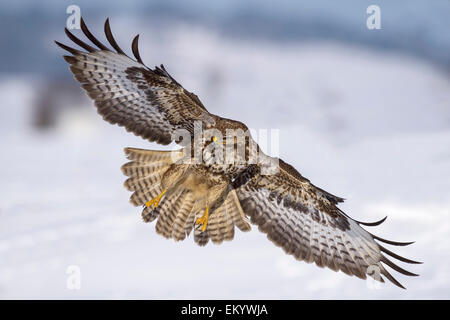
{"left": 145, "top": 189, "right": 167, "bottom": 208}
{"left": 196, "top": 205, "right": 209, "bottom": 232}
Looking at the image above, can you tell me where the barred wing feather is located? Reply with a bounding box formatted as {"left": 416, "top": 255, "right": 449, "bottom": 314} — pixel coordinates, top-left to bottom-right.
{"left": 56, "top": 17, "right": 215, "bottom": 145}
{"left": 237, "top": 159, "right": 421, "bottom": 288}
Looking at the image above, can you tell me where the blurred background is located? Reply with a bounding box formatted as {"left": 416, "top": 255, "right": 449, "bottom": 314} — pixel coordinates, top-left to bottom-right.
{"left": 0, "top": 0, "right": 449, "bottom": 299}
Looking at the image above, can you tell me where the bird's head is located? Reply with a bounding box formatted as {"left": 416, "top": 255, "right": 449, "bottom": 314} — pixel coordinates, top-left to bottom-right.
{"left": 202, "top": 117, "right": 260, "bottom": 168}
{"left": 206, "top": 118, "right": 251, "bottom": 146}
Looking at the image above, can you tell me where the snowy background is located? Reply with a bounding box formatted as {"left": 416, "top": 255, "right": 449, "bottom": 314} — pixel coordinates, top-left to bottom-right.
{"left": 0, "top": 0, "right": 449, "bottom": 299}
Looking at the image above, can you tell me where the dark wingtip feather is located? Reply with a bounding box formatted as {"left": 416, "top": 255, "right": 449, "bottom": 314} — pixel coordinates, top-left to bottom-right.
{"left": 64, "top": 27, "right": 97, "bottom": 53}
{"left": 62, "top": 55, "right": 77, "bottom": 64}
{"left": 380, "top": 265, "right": 406, "bottom": 289}
{"left": 372, "top": 233, "right": 415, "bottom": 246}
{"left": 55, "top": 40, "right": 81, "bottom": 55}
{"left": 80, "top": 16, "right": 110, "bottom": 51}
{"left": 131, "top": 34, "right": 144, "bottom": 64}
{"left": 356, "top": 216, "right": 387, "bottom": 227}
{"left": 104, "top": 18, "right": 126, "bottom": 55}
{"left": 379, "top": 245, "right": 423, "bottom": 264}
{"left": 381, "top": 255, "right": 419, "bottom": 277}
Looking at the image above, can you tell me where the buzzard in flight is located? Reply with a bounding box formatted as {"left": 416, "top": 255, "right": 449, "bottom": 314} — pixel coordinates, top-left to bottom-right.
{"left": 56, "top": 18, "right": 421, "bottom": 288}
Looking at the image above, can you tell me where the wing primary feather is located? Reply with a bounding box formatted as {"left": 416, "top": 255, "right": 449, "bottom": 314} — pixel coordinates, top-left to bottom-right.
{"left": 80, "top": 17, "right": 110, "bottom": 51}
{"left": 54, "top": 41, "right": 81, "bottom": 55}
{"left": 381, "top": 255, "right": 419, "bottom": 277}
{"left": 156, "top": 64, "right": 181, "bottom": 86}
{"left": 379, "top": 265, "right": 406, "bottom": 289}
{"left": 104, "top": 18, "right": 126, "bottom": 55}
{"left": 339, "top": 210, "right": 387, "bottom": 227}
{"left": 379, "top": 245, "right": 422, "bottom": 264}
{"left": 62, "top": 55, "right": 77, "bottom": 64}
{"left": 64, "top": 28, "right": 97, "bottom": 53}
{"left": 131, "top": 35, "right": 144, "bottom": 64}
{"left": 355, "top": 216, "right": 387, "bottom": 227}
{"left": 371, "top": 233, "right": 415, "bottom": 246}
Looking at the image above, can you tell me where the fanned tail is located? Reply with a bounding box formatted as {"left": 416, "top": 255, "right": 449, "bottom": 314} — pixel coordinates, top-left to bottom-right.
{"left": 121, "top": 147, "right": 183, "bottom": 222}
{"left": 121, "top": 147, "right": 252, "bottom": 247}
{"left": 155, "top": 188, "right": 188, "bottom": 238}
{"left": 194, "top": 190, "right": 251, "bottom": 246}
{"left": 171, "top": 192, "right": 196, "bottom": 241}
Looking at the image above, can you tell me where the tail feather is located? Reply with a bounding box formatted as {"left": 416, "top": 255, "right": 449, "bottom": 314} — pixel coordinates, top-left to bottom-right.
{"left": 171, "top": 192, "right": 195, "bottom": 241}
{"left": 194, "top": 221, "right": 210, "bottom": 246}
{"left": 207, "top": 190, "right": 251, "bottom": 244}
{"left": 142, "top": 205, "right": 158, "bottom": 223}
{"left": 208, "top": 205, "right": 227, "bottom": 244}
{"left": 121, "top": 162, "right": 170, "bottom": 178}
{"left": 222, "top": 202, "right": 235, "bottom": 241}
{"left": 122, "top": 147, "right": 250, "bottom": 246}
{"left": 124, "top": 174, "right": 162, "bottom": 192}
{"left": 193, "top": 204, "right": 210, "bottom": 246}
{"left": 130, "top": 185, "right": 162, "bottom": 207}
{"left": 227, "top": 190, "right": 251, "bottom": 232}
{"left": 184, "top": 203, "right": 197, "bottom": 237}
{"left": 124, "top": 147, "right": 183, "bottom": 162}
{"left": 155, "top": 189, "right": 186, "bottom": 238}
{"left": 122, "top": 147, "right": 181, "bottom": 207}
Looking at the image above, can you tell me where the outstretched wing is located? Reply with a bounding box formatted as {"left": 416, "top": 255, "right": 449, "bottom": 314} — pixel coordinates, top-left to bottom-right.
{"left": 56, "top": 18, "right": 215, "bottom": 145}
{"left": 236, "top": 159, "right": 421, "bottom": 289}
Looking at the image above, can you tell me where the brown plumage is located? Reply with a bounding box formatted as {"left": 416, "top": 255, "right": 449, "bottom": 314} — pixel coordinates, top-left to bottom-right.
{"left": 56, "top": 17, "right": 421, "bottom": 289}
{"left": 122, "top": 147, "right": 249, "bottom": 246}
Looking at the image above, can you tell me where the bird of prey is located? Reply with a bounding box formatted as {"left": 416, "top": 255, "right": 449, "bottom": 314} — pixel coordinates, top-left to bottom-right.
{"left": 56, "top": 18, "right": 421, "bottom": 288}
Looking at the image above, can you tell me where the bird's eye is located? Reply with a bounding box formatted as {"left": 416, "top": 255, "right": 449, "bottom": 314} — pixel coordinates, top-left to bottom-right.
{"left": 212, "top": 136, "right": 217, "bottom": 142}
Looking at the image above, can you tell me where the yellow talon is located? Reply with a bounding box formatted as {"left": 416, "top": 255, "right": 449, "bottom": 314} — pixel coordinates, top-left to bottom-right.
{"left": 196, "top": 204, "right": 209, "bottom": 232}
{"left": 145, "top": 189, "right": 167, "bottom": 208}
